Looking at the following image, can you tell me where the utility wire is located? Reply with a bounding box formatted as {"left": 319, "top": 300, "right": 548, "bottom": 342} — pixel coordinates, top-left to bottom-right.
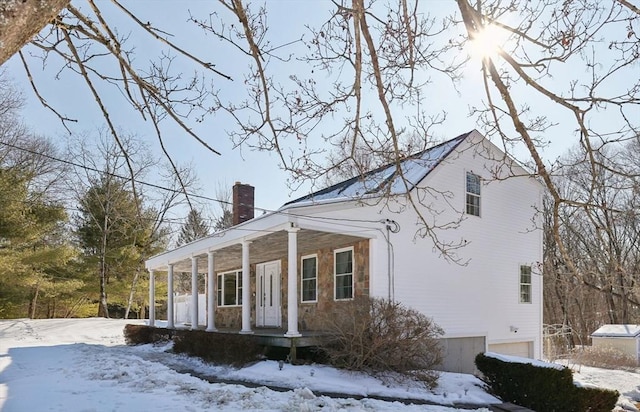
{"left": 0, "top": 140, "right": 391, "bottom": 229}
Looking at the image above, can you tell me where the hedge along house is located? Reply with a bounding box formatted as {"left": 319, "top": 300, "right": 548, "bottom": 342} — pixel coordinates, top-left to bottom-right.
{"left": 591, "top": 324, "right": 640, "bottom": 364}
{"left": 145, "top": 130, "right": 544, "bottom": 374}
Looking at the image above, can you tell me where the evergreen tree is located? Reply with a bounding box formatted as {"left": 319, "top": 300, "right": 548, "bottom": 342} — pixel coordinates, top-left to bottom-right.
{"left": 0, "top": 167, "right": 74, "bottom": 318}
{"left": 176, "top": 208, "right": 210, "bottom": 246}
{"left": 173, "top": 208, "right": 211, "bottom": 294}
{"left": 75, "top": 175, "right": 157, "bottom": 318}
{"left": 212, "top": 209, "right": 233, "bottom": 232}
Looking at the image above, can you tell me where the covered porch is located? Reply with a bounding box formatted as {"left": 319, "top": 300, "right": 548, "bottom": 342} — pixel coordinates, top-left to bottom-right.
{"left": 145, "top": 210, "right": 378, "bottom": 344}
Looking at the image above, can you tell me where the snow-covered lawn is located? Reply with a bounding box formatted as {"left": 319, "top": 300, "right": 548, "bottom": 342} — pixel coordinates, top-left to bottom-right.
{"left": 0, "top": 318, "right": 637, "bottom": 411}
{"left": 569, "top": 363, "right": 640, "bottom": 411}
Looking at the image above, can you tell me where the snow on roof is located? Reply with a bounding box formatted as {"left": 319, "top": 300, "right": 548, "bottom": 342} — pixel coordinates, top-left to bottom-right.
{"left": 484, "top": 352, "right": 566, "bottom": 370}
{"left": 591, "top": 324, "right": 640, "bottom": 338}
{"left": 285, "top": 131, "right": 470, "bottom": 206}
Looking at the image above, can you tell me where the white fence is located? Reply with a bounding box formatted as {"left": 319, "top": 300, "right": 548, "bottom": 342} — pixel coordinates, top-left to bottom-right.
{"left": 173, "top": 293, "right": 207, "bottom": 326}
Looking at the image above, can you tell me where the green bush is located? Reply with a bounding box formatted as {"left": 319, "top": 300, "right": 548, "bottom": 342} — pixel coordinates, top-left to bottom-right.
{"left": 578, "top": 386, "right": 621, "bottom": 411}
{"left": 123, "top": 324, "right": 173, "bottom": 345}
{"left": 172, "top": 329, "right": 266, "bottom": 367}
{"left": 475, "top": 353, "right": 619, "bottom": 412}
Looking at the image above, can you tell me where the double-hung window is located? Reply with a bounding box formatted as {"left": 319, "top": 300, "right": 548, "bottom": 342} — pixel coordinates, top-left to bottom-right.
{"left": 466, "top": 171, "right": 481, "bottom": 216}
{"left": 301, "top": 255, "right": 317, "bottom": 303}
{"left": 519, "top": 265, "right": 532, "bottom": 304}
{"left": 334, "top": 247, "right": 354, "bottom": 300}
{"left": 217, "top": 270, "right": 242, "bottom": 306}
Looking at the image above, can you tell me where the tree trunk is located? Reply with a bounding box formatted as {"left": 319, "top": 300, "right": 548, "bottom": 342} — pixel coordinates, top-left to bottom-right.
{"left": 617, "top": 270, "right": 629, "bottom": 323}
{"left": 0, "top": 0, "right": 70, "bottom": 66}
{"left": 29, "top": 283, "right": 40, "bottom": 319}
{"left": 605, "top": 285, "right": 618, "bottom": 324}
{"left": 124, "top": 268, "right": 141, "bottom": 319}
{"left": 98, "top": 268, "right": 109, "bottom": 318}
{"left": 98, "top": 213, "right": 110, "bottom": 318}
{"left": 66, "top": 296, "right": 87, "bottom": 318}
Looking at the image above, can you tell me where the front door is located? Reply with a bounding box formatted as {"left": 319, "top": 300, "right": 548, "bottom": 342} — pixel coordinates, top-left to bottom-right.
{"left": 256, "top": 260, "right": 281, "bottom": 327}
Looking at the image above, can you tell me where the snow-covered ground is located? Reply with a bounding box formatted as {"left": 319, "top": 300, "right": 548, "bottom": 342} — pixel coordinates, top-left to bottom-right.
{"left": 0, "top": 318, "right": 637, "bottom": 411}
{"left": 569, "top": 363, "right": 640, "bottom": 411}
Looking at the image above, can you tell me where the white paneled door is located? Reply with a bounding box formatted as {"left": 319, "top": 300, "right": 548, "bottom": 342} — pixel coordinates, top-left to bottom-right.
{"left": 256, "top": 260, "right": 281, "bottom": 327}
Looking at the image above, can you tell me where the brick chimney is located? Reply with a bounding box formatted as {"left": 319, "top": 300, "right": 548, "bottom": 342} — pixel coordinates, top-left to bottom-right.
{"left": 232, "top": 182, "right": 255, "bottom": 225}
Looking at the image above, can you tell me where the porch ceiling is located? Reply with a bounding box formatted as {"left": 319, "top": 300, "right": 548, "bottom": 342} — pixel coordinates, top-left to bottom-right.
{"left": 167, "top": 229, "right": 366, "bottom": 273}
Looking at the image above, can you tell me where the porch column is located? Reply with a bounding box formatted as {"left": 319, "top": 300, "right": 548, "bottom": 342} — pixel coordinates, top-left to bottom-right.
{"left": 148, "top": 269, "right": 155, "bottom": 327}
{"left": 206, "top": 251, "right": 217, "bottom": 332}
{"left": 191, "top": 256, "right": 199, "bottom": 330}
{"left": 167, "top": 264, "right": 174, "bottom": 329}
{"left": 240, "top": 241, "right": 253, "bottom": 334}
{"left": 285, "top": 227, "right": 301, "bottom": 337}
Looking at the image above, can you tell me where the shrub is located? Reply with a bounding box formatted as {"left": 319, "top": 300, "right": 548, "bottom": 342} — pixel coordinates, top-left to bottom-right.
{"left": 475, "top": 353, "right": 619, "bottom": 412}
{"left": 571, "top": 345, "right": 639, "bottom": 370}
{"left": 124, "top": 325, "right": 266, "bottom": 367}
{"left": 123, "top": 324, "right": 173, "bottom": 345}
{"left": 172, "top": 329, "right": 266, "bottom": 367}
{"left": 317, "top": 296, "right": 444, "bottom": 388}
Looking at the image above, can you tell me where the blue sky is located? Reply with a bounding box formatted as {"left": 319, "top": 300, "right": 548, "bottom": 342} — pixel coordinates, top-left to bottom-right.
{"left": 5, "top": 0, "right": 630, "bottom": 218}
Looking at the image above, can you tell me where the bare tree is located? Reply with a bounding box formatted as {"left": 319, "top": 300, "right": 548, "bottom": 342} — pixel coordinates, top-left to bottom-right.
{"left": 2, "top": 1, "right": 638, "bottom": 272}
{"left": 3, "top": 0, "right": 232, "bottom": 208}
{"left": 544, "top": 138, "right": 640, "bottom": 343}
{"left": 455, "top": 0, "right": 639, "bottom": 280}
{"left": 212, "top": 182, "right": 233, "bottom": 231}
{"left": 69, "top": 131, "right": 189, "bottom": 317}
{"left": 0, "top": 0, "right": 70, "bottom": 66}
{"left": 123, "top": 164, "right": 197, "bottom": 319}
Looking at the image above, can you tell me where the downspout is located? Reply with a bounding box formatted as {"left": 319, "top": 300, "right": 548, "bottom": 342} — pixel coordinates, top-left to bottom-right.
{"left": 384, "top": 219, "right": 400, "bottom": 302}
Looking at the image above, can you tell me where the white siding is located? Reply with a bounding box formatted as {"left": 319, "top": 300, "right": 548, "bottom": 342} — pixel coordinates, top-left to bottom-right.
{"left": 297, "top": 132, "right": 543, "bottom": 360}
{"left": 489, "top": 342, "right": 533, "bottom": 358}
{"left": 592, "top": 337, "right": 640, "bottom": 361}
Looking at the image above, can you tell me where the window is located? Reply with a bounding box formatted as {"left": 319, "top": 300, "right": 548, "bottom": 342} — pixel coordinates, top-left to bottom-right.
{"left": 334, "top": 248, "right": 354, "bottom": 300}
{"left": 217, "top": 271, "right": 242, "bottom": 306}
{"left": 519, "top": 265, "right": 532, "bottom": 303}
{"left": 466, "top": 172, "right": 481, "bottom": 216}
{"left": 301, "top": 255, "right": 317, "bottom": 302}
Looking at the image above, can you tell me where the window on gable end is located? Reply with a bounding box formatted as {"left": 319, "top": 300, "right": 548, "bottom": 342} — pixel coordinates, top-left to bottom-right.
{"left": 519, "top": 265, "right": 532, "bottom": 304}
{"left": 466, "top": 171, "right": 481, "bottom": 216}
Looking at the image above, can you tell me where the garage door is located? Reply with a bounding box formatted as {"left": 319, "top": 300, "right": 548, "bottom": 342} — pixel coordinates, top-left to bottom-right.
{"left": 488, "top": 341, "right": 533, "bottom": 358}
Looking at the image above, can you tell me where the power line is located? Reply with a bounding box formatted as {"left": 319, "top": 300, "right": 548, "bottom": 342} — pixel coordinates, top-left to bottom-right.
{"left": 0, "top": 139, "right": 392, "bottom": 229}
{"left": 0, "top": 139, "right": 269, "bottom": 212}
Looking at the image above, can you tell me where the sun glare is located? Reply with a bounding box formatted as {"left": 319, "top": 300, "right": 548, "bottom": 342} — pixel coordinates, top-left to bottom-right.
{"left": 468, "top": 24, "right": 504, "bottom": 61}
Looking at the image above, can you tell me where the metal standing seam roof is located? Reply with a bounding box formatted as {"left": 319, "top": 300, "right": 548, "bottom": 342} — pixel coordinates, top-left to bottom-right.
{"left": 285, "top": 131, "right": 471, "bottom": 206}
{"left": 591, "top": 324, "right": 640, "bottom": 338}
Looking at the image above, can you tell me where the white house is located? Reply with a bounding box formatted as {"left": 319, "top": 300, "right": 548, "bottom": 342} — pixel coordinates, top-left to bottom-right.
{"left": 145, "top": 130, "right": 544, "bottom": 374}
{"left": 591, "top": 324, "right": 640, "bottom": 364}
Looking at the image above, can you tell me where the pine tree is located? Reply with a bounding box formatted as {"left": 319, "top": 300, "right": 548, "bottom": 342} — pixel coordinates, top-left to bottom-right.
{"left": 75, "top": 175, "right": 158, "bottom": 318}
{"left": 212, "top": 209, "right": 233, "bottom": 232}
{"left": 0, "top": 167, "right": 74, "bottom": 318}
{"left": 176, "top": 209, "right": 210, "bottom": 246}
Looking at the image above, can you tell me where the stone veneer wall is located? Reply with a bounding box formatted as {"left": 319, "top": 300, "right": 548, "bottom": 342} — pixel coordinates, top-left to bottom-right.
{"left": 296, "top": 239, "right": 369, "bottom": 330}
{"left": 212, "top": 238, "right": 370, "bottom": 330}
